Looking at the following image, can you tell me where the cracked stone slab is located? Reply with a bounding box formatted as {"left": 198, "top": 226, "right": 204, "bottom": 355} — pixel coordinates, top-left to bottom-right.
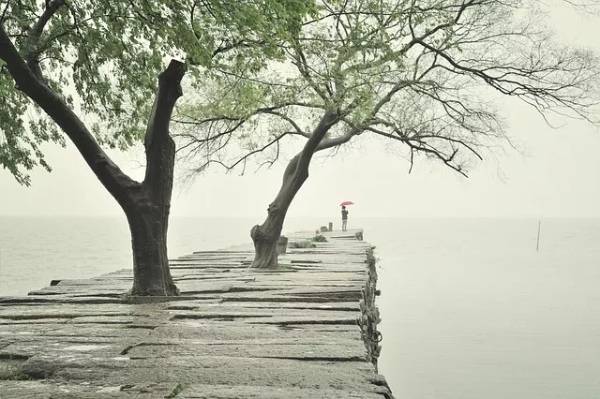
{"left": 0, "top": 324, "right": 154, "bottom": 340}
{"left": 0, "top": 380, "right": 176, "bottom": 399}
{"left": 125, "top": 341, "right": 367, "bottom": 361}
{"left": 167, "top": 307, "right": 359, "bottom": 319}
{"left": 178, "top": 384, "right": 390, "bottom": 399}
{"left": 189, "top": 302, "right": 360, "bottom": 312}
{"left": 151, "top": 322, "right": 362, "bottom": 341}
{"left": 1, "top": 340, "right": 127, "bottom": 359}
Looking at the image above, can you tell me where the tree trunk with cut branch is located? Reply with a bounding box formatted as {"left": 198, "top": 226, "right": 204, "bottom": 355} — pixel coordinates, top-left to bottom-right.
{"left": 122, "top": 60, "right": 184, "bottom": 296}
{"left": 250, "top": 111, "right": 340, "bottom": 268}
{"left": 0, "top": 23, "right": 185, "bottom": 295}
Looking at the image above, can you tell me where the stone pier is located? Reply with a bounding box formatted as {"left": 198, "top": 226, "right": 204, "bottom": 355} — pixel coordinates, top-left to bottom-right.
{"left": 0, "top": 229, "right": 393, "bottom": 398}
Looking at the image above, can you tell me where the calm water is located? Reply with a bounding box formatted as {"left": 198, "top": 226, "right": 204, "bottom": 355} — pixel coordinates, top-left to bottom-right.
{"left": 1, "top": 216, "right": 599, "bottom": 398}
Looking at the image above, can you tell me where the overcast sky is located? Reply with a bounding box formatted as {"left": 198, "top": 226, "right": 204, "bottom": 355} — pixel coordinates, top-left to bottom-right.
{"left": 1, "top": 4, "right": 599, "bottom": 219}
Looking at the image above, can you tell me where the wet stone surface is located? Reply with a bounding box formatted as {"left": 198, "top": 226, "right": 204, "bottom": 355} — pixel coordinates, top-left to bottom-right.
{"left": 0, "top": 229, "right": 393, "bottom": 398}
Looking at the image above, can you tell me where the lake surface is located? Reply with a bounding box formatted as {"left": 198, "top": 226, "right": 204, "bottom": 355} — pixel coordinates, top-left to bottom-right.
{"left": 1, "top": 216, "right": 599, "bottom": 398}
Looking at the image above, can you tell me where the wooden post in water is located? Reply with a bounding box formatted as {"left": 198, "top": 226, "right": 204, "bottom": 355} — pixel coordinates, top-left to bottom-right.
{"left": 536, "top": 220, "right": 541, "bottom": 252}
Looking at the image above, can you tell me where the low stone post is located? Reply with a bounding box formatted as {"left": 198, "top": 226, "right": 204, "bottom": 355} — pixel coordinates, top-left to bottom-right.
{"left": 328, "top": 222, "right": 333, "bottom": 231}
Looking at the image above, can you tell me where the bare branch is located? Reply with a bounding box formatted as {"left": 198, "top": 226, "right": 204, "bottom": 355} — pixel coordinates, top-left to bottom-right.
{"left": 24, "top": 0, "right": 66, "bottom": 79}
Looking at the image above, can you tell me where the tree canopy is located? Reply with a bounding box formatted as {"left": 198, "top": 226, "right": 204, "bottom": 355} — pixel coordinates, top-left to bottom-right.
{"left": 0, "top": 0, "right": 315, "bottom": 185}
{"left": 178, "top": 0, "right": 600, "bottom": 177}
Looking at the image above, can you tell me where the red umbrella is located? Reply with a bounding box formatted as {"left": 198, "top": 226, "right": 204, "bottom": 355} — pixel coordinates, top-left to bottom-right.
{"left": 340, "top": 201, "right": 354, "bottom": 206}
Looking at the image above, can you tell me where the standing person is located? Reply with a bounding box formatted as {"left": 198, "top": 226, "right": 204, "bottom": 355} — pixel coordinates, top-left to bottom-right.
{"left": 341, "top": 205, "right": 349, "bottom": 231}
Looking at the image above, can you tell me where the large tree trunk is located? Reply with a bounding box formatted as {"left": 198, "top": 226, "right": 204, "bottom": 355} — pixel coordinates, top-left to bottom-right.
{"left": 122, "top": 60, "right": 184, "bottom": 295}
{"left": 126, "top": 204, "right": 178, "bottom": 296}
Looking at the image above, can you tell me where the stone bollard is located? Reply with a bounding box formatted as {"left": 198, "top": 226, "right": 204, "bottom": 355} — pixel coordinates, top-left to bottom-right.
{"left": 328, "top": 222, "right": 333, "bottom": 231}
{"left": 320, "top": 226, "right": 328, "bottom": 232}
{"left": 276, "top": 236, "right": 288, "bottom": 255}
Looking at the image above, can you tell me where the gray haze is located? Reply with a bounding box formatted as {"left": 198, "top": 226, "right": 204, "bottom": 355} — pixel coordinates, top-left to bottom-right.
{"left": 1, "top": 4, "right": 599, "bottom": 219}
